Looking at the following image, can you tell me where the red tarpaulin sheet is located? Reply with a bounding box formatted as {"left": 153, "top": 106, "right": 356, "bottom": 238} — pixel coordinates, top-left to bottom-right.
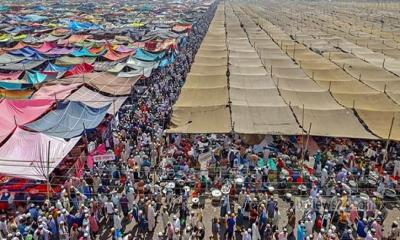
{"left": 0, "top": 99, "right": 54, "bottom": 143}
{"left": 89, "top": 46, "right": 105, "bottom": 54}
{"left": 0, "top": 71, "right": 23, "bottom": 80}
{"left": 145, "top": 41, "right": 158, "bottom": 51}
{"left": 63, "top": 63, "right": 94, "bottom": 78}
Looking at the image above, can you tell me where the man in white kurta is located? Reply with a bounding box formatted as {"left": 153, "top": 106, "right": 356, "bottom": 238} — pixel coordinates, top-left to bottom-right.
{"left": 251, "top": 222, "right": 261, "bottom": 240}
{"left": 113, "top": 209, "right": 122, "bottom": 232}
{"left": 147, "top": 203, "right": 156, "bottom": 231}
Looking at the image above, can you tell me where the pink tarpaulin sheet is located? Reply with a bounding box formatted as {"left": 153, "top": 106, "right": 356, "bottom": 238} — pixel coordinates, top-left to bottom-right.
{"left": 31, "top": 83, "right": 82, "bottom": 99}
{"left": 34, "top": 42, "right": 56, "bottom": 53}
{"left": 45, "top": 47, "right": 76, "bottom": 55}
{"left": 87, "top": 143, "right": 106, "bottom": 169}
{"left": 116, "top": 45, "right": 136, "bottom": 53}
{"left": 0, "top": 71, "right": 23, "bottom": 80}
{"left": 0, "top": 127, "right": 80, "bottom": 180}
{"left": 0, "top": 99, "right": 54, "bottom": 143}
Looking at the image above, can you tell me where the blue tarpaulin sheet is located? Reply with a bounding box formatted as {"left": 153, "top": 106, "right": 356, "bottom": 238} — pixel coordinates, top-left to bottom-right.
{"left": 26, "top": 71, "right": 47, "bottom": 84}
{"left": 71, "top": 48, "right": 104, "bottom": 57}
{"left": 0, "top": 81, "right": 31, "bottom": 90}
{"left": 44, "top": 63, "right": 71, "bottom": 72}
{"left": 135, "top": 48, "right": 165, "bottom": 62}
{"left": 0, "top": 71, "right": 47, "bottom": 90}
{"left": 0, "top": 6, "right": 9, "bottom": 11}
{"left": 68, "top": 21, "right": 100, "bottom": 31}
{"left": 21, "top": 14, "right": 48, "bottom": 22}
{"left": 159, "top": 54, "right": 175, "bottom": 68}
{"left": 10, "top": 47, "right": 46, "bottom": 60}
{"left": 8, "top": 26, "right": 32, "bottom": 34}
{"left": 25, "top": 101, "right": 110, "bottom": 138}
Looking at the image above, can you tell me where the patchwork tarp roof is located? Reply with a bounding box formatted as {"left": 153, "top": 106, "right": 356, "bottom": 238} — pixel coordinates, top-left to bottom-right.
{"left": 0, "top": 127, "right": 80, "bottom": 180}
{"left": 25, "top": 100, "right": 110, "bottom": 139}
{"left": 0, "top": 0, "right": 213, "bottom": 180}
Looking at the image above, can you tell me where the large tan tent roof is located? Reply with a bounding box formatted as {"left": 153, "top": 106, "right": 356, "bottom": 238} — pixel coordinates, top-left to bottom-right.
{"left": 168, "top": 2, "right": 400, "bottom": 139}
{"left": 232, "top": 105, "right": 302, "bottom": 134}
{"left": 292, "top": 107, "right": 376, "bottom": 139}
{"left": 169, "top": 106, "right": 231, "bottom": 133}
{"left": 168, "top": 5, "right": 231, "bottom": 133}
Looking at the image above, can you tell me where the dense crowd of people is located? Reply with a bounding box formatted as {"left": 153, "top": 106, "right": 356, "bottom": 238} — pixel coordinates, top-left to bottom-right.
{"left": 1, "top": 1, "right": 400, "bottom": 240}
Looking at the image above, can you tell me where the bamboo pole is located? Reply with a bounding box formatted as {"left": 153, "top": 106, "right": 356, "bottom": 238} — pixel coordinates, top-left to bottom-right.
{"left": 47, "top": 141, "right": 51, "bottom": 199}
{"left": 301, "top": 122, "right": 312, "bottom": 171}
{"left": 300, "top": 104, "right": 305, "bottom": 162}
{"left": 382, "top": 116, "right": 395, "bottom": 172}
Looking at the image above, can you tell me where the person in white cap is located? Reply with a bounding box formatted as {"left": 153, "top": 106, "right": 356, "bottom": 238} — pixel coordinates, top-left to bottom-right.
{"left": 147, "top": 201, "right": 156, "bottom": 231}
{"left": 173, "top": 227, "right": 180, "bottom": 240}
{"left": 242, "top": 228, "right": 251, "bottom": 240}
{"left": 182, "top": 226, "right": 191, "bottom": 240}
{"left": 388, "top": 221, "right": 400, "bottom": 240}
{"left": 161, "top": 207, "right": 169, "bottom": 229}
{"left": 157, "top": 232, "right": 164, "bottom": 240}
{"left": 278, "top": 228, "right": 287, "bottom": 240}
{"left": 58, "top": 221, "right": 69, "bottom": 240}
{"left": 173, "top": 215, "right": 180, "bottom": 231}
{"left": 365, "top": 229, "right": 375, "bottom": 240}
{"left": 104, "top": 198, "right": 114, "bottom": 226}
{"left": 0, "top": 215, "right": 8, "bottom": 238}
{"left": 393, "top": 157, "right": 400, "bottom": 177}
{"left": 113, "top": 209, "right": 122, "bottom": 233}
{"left": 252, "top": 221, "right": 261, "bottom": 240}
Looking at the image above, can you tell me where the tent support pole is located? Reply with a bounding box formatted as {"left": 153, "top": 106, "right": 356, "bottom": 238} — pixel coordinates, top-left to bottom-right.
{"left": 113, "top": 99, "right": 116, "bottom": 115}
{"left": 382, "top": 116, "right": 395, "bottom": 172}
{"left": 300, "top": 104, "right": 305, "bottom": 162}
{"left": 302, "top": 122, "right": 312, "bottom": 170}
{"left": 47, "top": 141, "right": 51, "bottom": 199}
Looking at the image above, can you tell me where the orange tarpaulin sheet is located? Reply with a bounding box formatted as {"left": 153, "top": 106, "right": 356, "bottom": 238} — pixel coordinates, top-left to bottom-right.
{"left": 67, "top": 35, "right": 91, "bottom": 43}
{"left": 103, "top": 47, "right": 133, "bottom": 61}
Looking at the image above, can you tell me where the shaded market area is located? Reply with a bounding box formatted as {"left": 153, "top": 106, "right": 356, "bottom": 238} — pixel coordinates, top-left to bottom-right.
{"left": 0, "top": 0, "right": 400, "bottom": 240}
